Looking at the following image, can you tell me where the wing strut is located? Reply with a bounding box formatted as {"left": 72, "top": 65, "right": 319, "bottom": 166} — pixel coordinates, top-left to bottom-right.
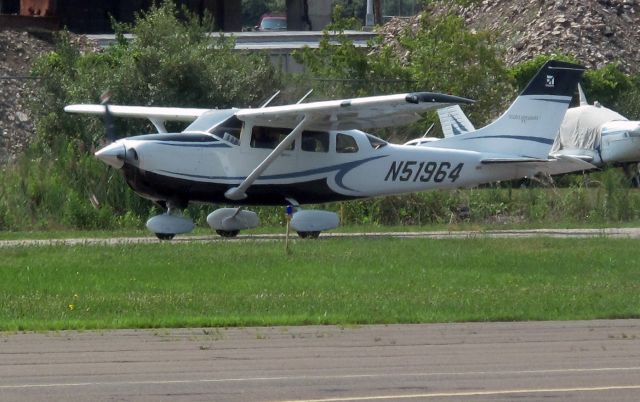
{"left": 224, "top": 115, "right": 310, "bottom": 201}
{"left": 149, "top": 117, "right": 168, "bottom": 133}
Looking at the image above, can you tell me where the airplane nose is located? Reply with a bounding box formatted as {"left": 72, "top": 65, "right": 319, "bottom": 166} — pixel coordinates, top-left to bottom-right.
{"left": 95, "top": 142, "right": 126, "bottom": 169}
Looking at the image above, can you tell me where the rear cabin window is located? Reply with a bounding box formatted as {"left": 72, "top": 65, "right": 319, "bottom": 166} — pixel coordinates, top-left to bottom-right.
{"left": 336, "top": 133, "right": 359, "bottom": 153}
{"left": 301, "top": 131, "right": 329, "bottom": 152}
{"left": 251, "top": 126, "right": 294, "bottom": 150}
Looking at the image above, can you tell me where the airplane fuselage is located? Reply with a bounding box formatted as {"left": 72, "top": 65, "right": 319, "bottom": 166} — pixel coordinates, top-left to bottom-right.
{"left": 107, "top": 129, "right": 526, "bottom": 206}
{"left": 552, "top": 120, "right": 640, "bottom": 166}
{"left": 599, "top": 121, "right": 640, "bottom": 164}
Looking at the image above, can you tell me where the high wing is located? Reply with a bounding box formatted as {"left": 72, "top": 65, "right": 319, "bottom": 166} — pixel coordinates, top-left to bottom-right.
{"left": 224, "top": 92, "right": 473, "bottom": 200}
{"left": 64, "top": 104, "right": 210, "bottom": 133}
{"left": 236, "top": 92, "right": 474, "bottom": 131}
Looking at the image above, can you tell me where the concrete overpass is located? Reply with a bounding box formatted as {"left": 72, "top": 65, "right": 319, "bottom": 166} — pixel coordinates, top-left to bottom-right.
{"left": 88, "top": 30, "right": 376, "bottom": 73}
{"left": 0, "top": 0, "right": 335, "bottom": 33}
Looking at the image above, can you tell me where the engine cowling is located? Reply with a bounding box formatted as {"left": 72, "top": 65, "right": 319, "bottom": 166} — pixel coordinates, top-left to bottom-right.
{"left": 146, "top": 214, "right": 194, "bottom": 235}
{"left": 207, "top": 208, "right": 260, "bottom": 231}
{"left": 290, "top": 210, "right": 339, "bottom": 232}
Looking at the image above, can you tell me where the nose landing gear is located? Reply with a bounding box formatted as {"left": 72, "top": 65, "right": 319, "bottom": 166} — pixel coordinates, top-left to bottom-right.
{"left": 146, "top": 201, "right": 194, "bottom": 240}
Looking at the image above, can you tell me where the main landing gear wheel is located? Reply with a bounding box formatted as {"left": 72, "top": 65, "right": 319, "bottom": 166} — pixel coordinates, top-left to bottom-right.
{"left": 216, "top": 229, "right": 240, "bottom": 238}
{"left": 155, "top": 233, "right": 175, "bottom": 240}
{"left": 297, "top": 231, "right": 320, "bottom": 239}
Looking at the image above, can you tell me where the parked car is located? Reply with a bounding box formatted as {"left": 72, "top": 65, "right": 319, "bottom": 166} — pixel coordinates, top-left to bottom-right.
{"left": 256, "top": 13, "right": 287, "bottom": 31}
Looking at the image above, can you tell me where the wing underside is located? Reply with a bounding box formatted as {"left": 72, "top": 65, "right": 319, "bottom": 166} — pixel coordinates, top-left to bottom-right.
{"left": 236, "top": 92, "right": 474, "bottom": 131}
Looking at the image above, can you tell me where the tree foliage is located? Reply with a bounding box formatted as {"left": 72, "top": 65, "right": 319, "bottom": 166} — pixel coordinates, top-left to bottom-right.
{"left": 507, "top": 53, "right": 640, "bottom": 118}
{"left": 294, "top": 9, "right": 510, "bottom": 139}
{"left": 2, "top": 0, "right": 282, "bottom": 230}
{"left": 5, "top": 1, "right": 640, "bottom": 231}
{"left": 31, "top": 0, "right": 281, "bottom": 150}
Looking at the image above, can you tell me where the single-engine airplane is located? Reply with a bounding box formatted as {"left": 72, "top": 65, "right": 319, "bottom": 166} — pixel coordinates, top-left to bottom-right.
{"left": 65, "top": 60, "right": 584, "bottom": 239}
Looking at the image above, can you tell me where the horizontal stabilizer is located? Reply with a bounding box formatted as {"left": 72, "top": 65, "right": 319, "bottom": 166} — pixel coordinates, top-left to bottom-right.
{"left": 480, "top": 154, "right": 596, "bottom": 177}
{"left": 437, "top": 105, "right": 475, "bottom": 138}
{"left": 549, "top": 154, "right": 597, "bottom": 173}
{"left": 550, "top": 151, "right": 594, "bottom": 162}
{"left": 481, "top": 157, "right": 548, "bottom": 164}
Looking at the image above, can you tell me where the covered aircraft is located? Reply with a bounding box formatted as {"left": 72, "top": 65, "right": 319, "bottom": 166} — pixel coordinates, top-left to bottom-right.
{"left": 431, "top": 84, "right": 640, "bottom": 183}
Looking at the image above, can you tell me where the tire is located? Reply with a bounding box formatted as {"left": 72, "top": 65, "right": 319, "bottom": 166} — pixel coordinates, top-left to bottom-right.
{"left": 297, "top": 231, "right": 320, "bottom": 239}
{"left": 216, "top": 230, "right": 240, "bottom": 238}
{"left": 156, "top": 233, "right": 175, "bottom": 240}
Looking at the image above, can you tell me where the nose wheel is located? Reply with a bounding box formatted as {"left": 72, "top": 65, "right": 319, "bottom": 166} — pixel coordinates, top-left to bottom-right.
{"left": 216, "top": 230, "right": 240, "bottom": 238}
{"left": 297, "top": 231, "right": 320, "bottom": 239}
{"left": 147, "top": 200, "right": 193, "bottom": 240}
{"left": 155, "top": 233, "right": 176, "bottom": 241}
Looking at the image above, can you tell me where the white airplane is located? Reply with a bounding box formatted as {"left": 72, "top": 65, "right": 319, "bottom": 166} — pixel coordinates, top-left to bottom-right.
{"left": 428, "top": 84, "right": 640, "bottom": 178}
{"left": 65, "top": 60, "right": 584, "bottom": 239}
{"left": 552, "top": 84, "right": 640, "bottom": 172}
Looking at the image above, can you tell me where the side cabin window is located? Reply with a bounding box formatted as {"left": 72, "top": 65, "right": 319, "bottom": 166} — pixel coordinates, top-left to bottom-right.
{"left": 251, "top": 126, "right": 294, "bottom": 150}
{"left": 209, "top": 116, "right": 242, "bottom": 145}
{"left": 301, "top": 131, "right": 329, "bottom": 152}
{"left": 336, "top": 133, "right": 359, "bottom": 153}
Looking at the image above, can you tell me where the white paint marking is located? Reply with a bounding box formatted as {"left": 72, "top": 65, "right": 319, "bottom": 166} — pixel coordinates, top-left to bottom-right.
{"left": 1, "top": 366, "right": 640, "bottom": 390}
{"left": 277, "top": 385, "right": 640, "bottom": 402}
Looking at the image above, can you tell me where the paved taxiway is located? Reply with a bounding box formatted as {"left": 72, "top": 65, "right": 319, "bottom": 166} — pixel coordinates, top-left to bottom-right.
{"left": 1, "top": 320, "right": 639, "bottom": 401}
{"left": 1, "top": 227, "right": 640, "bottom": 248}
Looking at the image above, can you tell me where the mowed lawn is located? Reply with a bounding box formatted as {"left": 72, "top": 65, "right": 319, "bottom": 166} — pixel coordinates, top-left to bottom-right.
{"left": 0, "top": 237, "right": 639, "bottom": 331}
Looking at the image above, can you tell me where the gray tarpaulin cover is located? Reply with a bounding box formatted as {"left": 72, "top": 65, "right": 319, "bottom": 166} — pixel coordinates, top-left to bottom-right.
{"left": 551, "top": 104, "right": 627, "bottom": 152}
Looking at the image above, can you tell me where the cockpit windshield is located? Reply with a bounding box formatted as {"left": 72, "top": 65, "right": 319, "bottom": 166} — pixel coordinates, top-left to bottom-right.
{"left": 209, "top": 116, "right": 242, "bottom": 144}
{"left": 184, "top": 109, "right": 236, "bottom": 133}
{"left": 367, "top": 134, "right": 387, "bottom": 149}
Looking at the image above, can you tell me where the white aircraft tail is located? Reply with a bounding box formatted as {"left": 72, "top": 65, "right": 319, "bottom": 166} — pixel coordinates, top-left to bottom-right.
{"left": 429, "top": 60, "right": 585, "bottom": 160}
{"left": 437, "top": 105, "right": 475, "bottom": 138}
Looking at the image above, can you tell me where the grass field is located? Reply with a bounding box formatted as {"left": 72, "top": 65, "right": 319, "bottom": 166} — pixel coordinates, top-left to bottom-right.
{"left": 1, "top": 237, "right": 639, "bottom": 331}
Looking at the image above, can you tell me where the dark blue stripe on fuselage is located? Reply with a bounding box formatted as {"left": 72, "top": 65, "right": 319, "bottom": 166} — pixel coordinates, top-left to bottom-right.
{"left": 157, "top": 155, "right": 387, "bottom": 192}
{"left": 155, "top": 141, "right": 231, "bottom": 148}
{"left": 532, "top": 98, "right": 571, "bottom": 104}
{"left": 122, "top": 165, "right": 362, "bottom": 206}
{"left": 462, "top": 135, "right": 554, "bottom": 145}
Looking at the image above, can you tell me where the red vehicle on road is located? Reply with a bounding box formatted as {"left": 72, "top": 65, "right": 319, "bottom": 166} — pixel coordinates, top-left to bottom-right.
{"left": 257, "top": 13, "right": 287, "bottom": 31}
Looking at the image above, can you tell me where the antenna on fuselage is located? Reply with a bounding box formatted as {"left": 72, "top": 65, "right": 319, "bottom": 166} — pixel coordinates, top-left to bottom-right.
{"left": 578, "top": 83, "right": 589, "bottom": 106}
{"left": 296, "top": 89, "right": 314, "bottom": 104}
{"left": 422, "top": 123, "right": 435, "bottom": 137}
{"left": 259, "top": 90, "right": 281, "bottom": 108}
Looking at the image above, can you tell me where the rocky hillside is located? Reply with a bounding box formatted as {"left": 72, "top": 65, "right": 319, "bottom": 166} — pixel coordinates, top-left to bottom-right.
{"left": 382, "top": 0, "right": 640, "bottom": 74}
{"left": 3, "top": 0, "right": 640, "bottom": 162}
{"left": 0, "top": 30, "right": 97, "bottom": 163}
{"left": 0, "top": 30, "right": 54, "bottom": 163}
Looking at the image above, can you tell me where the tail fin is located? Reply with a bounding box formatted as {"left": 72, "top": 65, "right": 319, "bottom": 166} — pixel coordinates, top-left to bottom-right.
{"left": 437, "top": 105, "right": 475, "bottom": 138}
{"left": 429, "top": 60, "right": 585, "bottom": 159}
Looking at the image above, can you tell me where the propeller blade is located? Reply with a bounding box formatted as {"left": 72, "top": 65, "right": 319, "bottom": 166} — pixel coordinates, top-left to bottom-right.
{"left": 103, "top": 104, "right": 117, "bottom": 143}
{"left": 100, "top": 91, "right": 117, "bottom": 143}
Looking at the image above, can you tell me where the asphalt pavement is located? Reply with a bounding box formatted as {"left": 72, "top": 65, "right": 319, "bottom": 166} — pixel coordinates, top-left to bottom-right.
{"left": 1, "top": 320, "right": 639, "bottom": 401}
